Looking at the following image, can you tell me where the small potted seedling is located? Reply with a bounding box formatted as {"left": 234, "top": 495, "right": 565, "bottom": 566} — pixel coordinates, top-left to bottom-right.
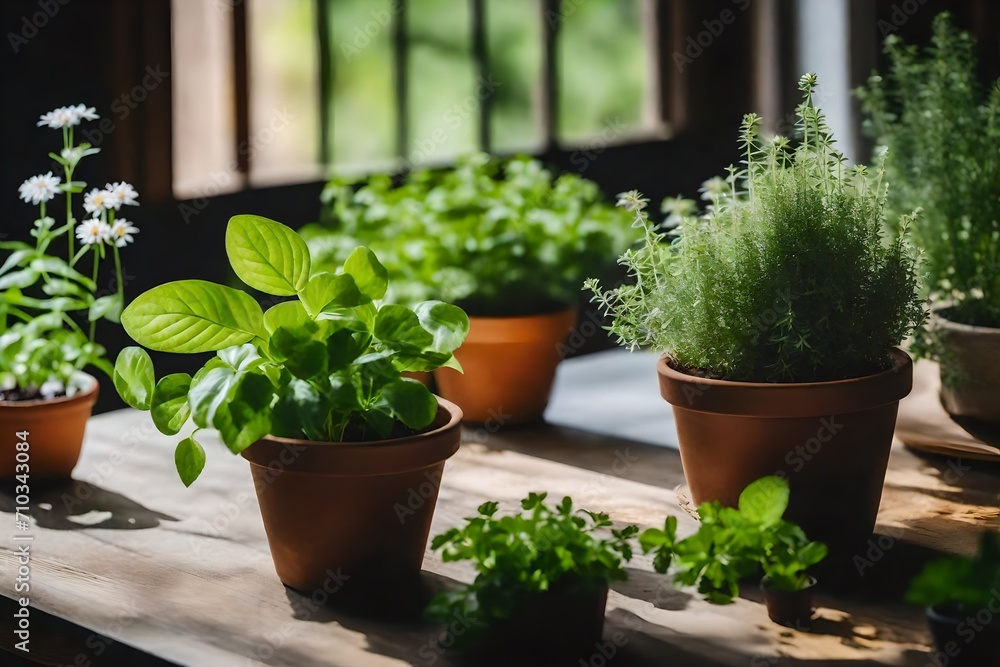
{"left": 114, "top": 214, "right": 469, "bottom": 604}
{"left": 1, "top": 104, "right": 138, "bottom": 478}
{"left": 906, "top": 533, "right": 1000, "bottom": 666}
{"left": 426, "top": 492, "right": 637, "bottom": 661}
{"left": 641, "top": 476, "right": 827, "bottom": 627}
{"left": 304, "top": 154, "right": 635, "bottom": 424}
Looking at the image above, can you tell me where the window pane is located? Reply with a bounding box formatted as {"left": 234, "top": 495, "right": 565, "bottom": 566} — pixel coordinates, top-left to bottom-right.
{"left": 406, "top": 0, "right": 476, "bottom": 167}
{"left": 248, "top": 0, "right": 322, "bottom": 186}
{"left": 557, "top": 0, "right": 648, "bottom": 144}
{"left": 171, "top": 0, "right": 237, "bottom": 198}
{"left": 326, "top": 0, "right": 397, "bottom": 168}
{"left": 486, "top": 0, "right": 543, "bottom": 153}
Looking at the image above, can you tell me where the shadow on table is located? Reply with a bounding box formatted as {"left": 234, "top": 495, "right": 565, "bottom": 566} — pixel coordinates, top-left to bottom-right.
{"left": 0, "top": 478, "right": 177, "bottom": 530}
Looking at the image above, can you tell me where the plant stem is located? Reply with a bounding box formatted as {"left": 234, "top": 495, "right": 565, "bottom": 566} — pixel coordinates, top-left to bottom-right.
{"left": 89, "top": 248, "right": 99, "bottom": 341}
{"left": 113, "top": 244, "right": 123, "bottom": 302}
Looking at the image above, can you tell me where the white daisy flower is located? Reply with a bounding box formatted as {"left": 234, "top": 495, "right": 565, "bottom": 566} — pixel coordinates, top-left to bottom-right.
{"left": 76, "top": 219, "right": 111, "bottom": 245}
{"left": 83, "top": 188, "right": 111, "bottom": 217}
{"left": 109, "top": 219, "right": 139, "bottom": 247}
{"left": 37, "top": 106, "right": 77, "bottom": 129}
{"left": 18, "top": 172, "right": 61, "bottom": 205}
{"left": 104, "top": 181, "right": 139, "bottom": 210}
{"left": 39, "top": 378, "right": 65, "bottom": 399}
{"left": 71, "top": 104, "right": 99, "bottom": 122}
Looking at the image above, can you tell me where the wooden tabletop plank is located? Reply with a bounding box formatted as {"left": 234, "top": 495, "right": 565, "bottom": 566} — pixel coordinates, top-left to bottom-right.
{"left": 0, "top": 350, "right": 997, "bottom": 666}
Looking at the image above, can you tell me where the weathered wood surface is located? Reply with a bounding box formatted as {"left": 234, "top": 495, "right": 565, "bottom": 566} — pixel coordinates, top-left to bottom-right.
{"left": 0, "top": 355, "right": 998, "bottom": 666}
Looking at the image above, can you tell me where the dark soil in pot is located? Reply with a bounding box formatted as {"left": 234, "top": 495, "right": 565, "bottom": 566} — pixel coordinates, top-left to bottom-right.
{"left": 761, "top": 576, "right": 817, "bottom": 629}
{"left": 456, "top": 581, "right": 609, "bottom": 666}
{"left": 926, "top": 602, "right": 1000, "bottom": 667}
{"left": 240, "top": 397, "right": 463, "bottom": 609}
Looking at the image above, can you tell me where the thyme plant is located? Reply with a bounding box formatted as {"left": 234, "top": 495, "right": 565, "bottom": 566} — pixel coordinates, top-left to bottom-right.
{"left": 587, "top": 74, "right": 923, "bottom": 383}
{"left": 859, "top": 13, "right": 1000, "bottom": 329}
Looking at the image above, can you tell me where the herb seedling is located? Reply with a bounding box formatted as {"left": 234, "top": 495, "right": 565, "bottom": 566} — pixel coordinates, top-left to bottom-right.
{"left": 640, "top": 476, "right": 827, "bottom": 603}
{"left": 588, "top": 74, "right": 923, "bottom": 382}
{"left": 426, "top": 493, "right": 638, "bottom": 641}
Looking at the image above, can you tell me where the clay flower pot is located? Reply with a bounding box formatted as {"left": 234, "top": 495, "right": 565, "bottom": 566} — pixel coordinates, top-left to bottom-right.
{"left": 926, "top": 603, "right": 1000, "bottom": 666}
{"left": 0, "top": 375, "right": 99, "bottom": 479}
{"left": 761, "top": 576, "right": 817, "bottom": 628}
{"left": 658, "top": 349, "right": 912, "bottom": 558}
{"left": 466, "top": 581, "right": 608, "bottom": 662}
{"left": 435, "top": 308, "right": 576, "bottom": 425}
{"left": 934, "top": 309, "right": 1000, "bottom": 423}
{"left": 240, "top": 397, "right": 462, "bottom": 605}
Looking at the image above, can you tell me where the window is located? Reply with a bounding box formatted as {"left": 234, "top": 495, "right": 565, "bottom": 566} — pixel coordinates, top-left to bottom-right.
{"left": 171, "top": 0, "right": 666, "bottom": 199}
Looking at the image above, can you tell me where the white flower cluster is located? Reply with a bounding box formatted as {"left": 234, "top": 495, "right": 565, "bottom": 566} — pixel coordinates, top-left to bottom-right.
{"left": 36, "top": 104, "right": 98, "bottom": 129}
{"left": 18, "top": 104, "right": 140, "bottom": 249}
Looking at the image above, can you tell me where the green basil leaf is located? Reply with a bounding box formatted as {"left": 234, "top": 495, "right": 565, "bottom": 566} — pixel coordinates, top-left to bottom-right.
{"left": 89, "top": 294, "right": 123, "bottom": 323}
{"left": 30, "top": 257, "right": 97, "bottom": 291}
{"left": 264, "top": 301, "right": 311, "bottom": 334}
{"left": 301, "top": 272, "right": 367, "bottom": 317}
{"left": 113, "top": 347, "right": 156, "bottom": 411}
{"left": 225, "top": 214, "right": 310, "bottom": 296}
{"left": 381, "top": 377, "right": 437, "bottom": 430}
{"left": 175, "top": 435, "right": 206, "bottom": 487}
{"left": 122, "top": 280, "right": 265, "bottom": 353}
{"left": 218, "top": 343, "right": 264, "bottom": 372}
{"left": 213, "top": 373, "right": 274, "bottom": 453}
{"left": 414, "top": 301, "right": 470, "bottom": 354}
{"left": 374, "top": 304, "right": 434, "bottom": 350}
{"left": 188, "top": 365, "right": 239, "bottom": 428}
{"left": 738, "top": 475, "right": 789, "bottom": 525}
{"left": 151, "top": 373, "right": 192, "bottom": 435}
{"left": 272, "top": 378, "right": 329, "bottom": 440}
{"left": 343, "top": 247, "right": 388, "bottom": 300}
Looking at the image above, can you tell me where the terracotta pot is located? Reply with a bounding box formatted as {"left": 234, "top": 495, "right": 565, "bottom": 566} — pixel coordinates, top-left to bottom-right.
{"left": 761, "top": 576, "right": 817, "bottom": 628}
{"left": 0, "top": 376, "right": 99, "bottom": 479}
{"left": 926, "top": 603, "right": 1000, "bottom": 666}
{"left": 241, "top": 397, "right": 462, "bottom": 604}
{"left": 435, "top": 308, "right": 576, "bottom": 425}
{"left": 465, "top": 580, "right": 608, "bottom": 663}
{"left": 934, "top": 309, "right": 1000, "bottom": 423}
{"left": 658, "top": 349, "right": 912, "bottom": 559}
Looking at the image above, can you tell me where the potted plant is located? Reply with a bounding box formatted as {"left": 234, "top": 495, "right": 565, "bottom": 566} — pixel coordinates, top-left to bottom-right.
{"left": 302, "top": 153, "right": 635, "bottom": 424}
{"left": 587, "top": 74, "right": 924, "bottom": 557}
{"left": 1, "top": 104, "right": 138, "bottom": 478}
{"left": 426, "top": 492, "right": 637, "bottom": 661}
{"left": 906, "top": 533, "right": 1000, "bottom": 666}
{"left": 858, "top": 12, "right": 1000, "bottom": 423}
{"left": 113, "top": 214, "right": 469, "bottom": 604}
{"left": 640, "top": 476, "right": 828, "bottom": 627}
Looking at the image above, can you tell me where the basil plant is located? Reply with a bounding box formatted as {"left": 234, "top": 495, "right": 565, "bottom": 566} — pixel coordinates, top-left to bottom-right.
{"left": 114, "top": 215, "right": 469, "bottom": 486}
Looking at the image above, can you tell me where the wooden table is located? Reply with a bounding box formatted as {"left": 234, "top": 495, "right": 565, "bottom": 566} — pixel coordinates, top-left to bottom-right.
{"left": 1, "top": 350, "right": 998, "bottom": 666}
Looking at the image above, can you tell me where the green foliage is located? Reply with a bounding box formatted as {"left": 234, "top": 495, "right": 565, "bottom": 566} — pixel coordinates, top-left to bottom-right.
{"left": 907, "top": 533, "right": 1000, "bottom": 609}
{"left": 115, "top": 215, "right": 468, "bottom": 486}
{"left": 301, "top": 153, "right": 635, "bottom": 317}
{"left": 859, "top": 13, "right": 1000, "bottom": 329}
{"left": 1, "top": 108, "right": 133, "bottom": 399}
{"left": 588, "top": 75, "right": 924, "bottom": 382}
{"left": 640, "top": 476, "right": 827, "bottom": 602}
{"left": 426, "top": 493, "right": 638, "bottom": 638}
